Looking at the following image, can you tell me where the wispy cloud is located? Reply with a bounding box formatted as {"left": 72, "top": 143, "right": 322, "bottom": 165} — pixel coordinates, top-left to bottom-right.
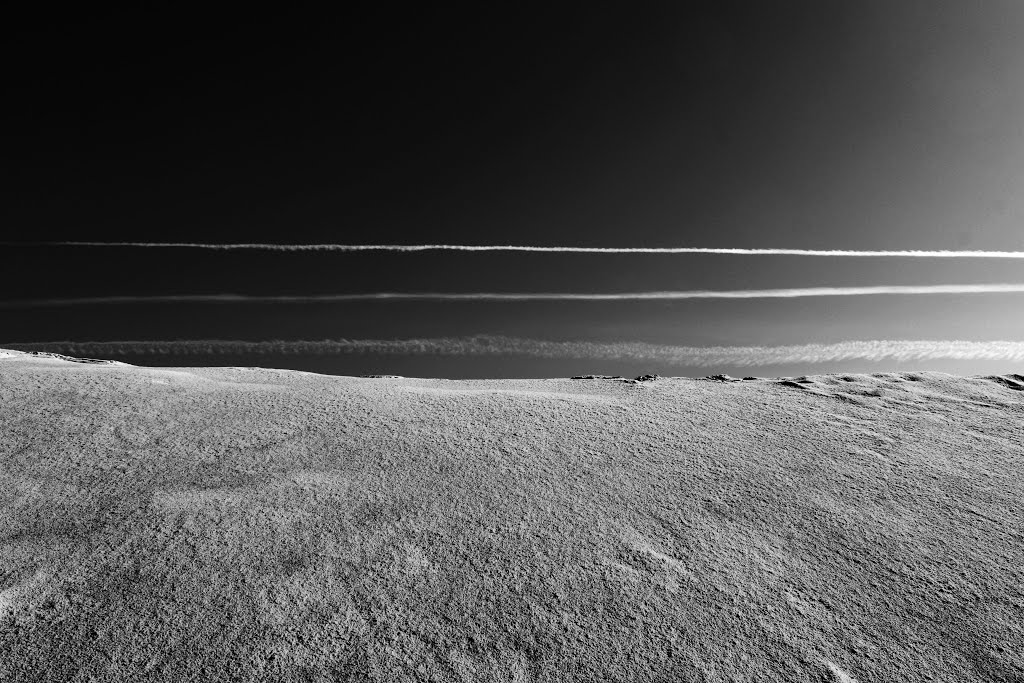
{"left": 6, "top": 242, "right": 1024, "bottom": 258}
{"left": 5, "top": 284, "right": 1024, "bottom": 308}
{"left": 5, "top": 337, "right": 1024, "bottom": 366}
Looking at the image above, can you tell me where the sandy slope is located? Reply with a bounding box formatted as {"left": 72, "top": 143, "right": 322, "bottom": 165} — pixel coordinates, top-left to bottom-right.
{"left": 1, "top": 351, "right": 1022, "bottom": 682}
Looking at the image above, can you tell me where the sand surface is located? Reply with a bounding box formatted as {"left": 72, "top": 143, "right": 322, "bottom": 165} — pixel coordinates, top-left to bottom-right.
{"left": 1, "top": 350, "right": 1022, "bottom": 681}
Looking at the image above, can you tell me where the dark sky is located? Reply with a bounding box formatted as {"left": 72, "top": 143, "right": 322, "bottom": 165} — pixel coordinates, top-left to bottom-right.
{"left": 4, "top": 4, "right": 1024, "bottom": 376}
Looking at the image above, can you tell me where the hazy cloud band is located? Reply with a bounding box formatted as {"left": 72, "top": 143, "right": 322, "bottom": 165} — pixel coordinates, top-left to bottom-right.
{"left": 6, "top": 284, "right": 1024, "bottom": 308}
{"left": 8, "top": 242, "right": 1024, "bottom": 258}
{"left": 5, "top": 337, "right": 1024, "bottom": 366}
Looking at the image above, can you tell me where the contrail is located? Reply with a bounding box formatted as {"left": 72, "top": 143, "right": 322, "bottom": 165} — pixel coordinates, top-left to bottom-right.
{"left": 6, "top": 242, "right": 1024, "bottom": 257}
{"left": 5, "top": 284, "right": 1024, "bottom": 308}
{"left": 4, "top": 337, "right": 1024, "bottom": 366}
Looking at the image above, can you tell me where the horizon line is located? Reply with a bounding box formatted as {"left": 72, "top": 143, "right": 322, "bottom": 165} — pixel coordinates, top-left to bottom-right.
{"left": 6, "top": 242, "right": 1024, "bottom": 257}
{"left": 5, "top": 284, "right": 1024, "bottom": 308}
{"left": 5, "top": 337, "right": 1024, "bottom": 366}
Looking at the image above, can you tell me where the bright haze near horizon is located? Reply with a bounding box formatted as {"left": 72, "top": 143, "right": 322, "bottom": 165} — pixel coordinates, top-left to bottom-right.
{"left": 3, "top": 4, "right": 1024, "bottom": 378}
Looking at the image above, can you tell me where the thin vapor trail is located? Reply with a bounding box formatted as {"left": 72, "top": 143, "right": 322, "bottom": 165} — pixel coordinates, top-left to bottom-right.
{"left": 7, "top": 242, "right": 1024, "bottom": 257}
{"left": 5, "top": 284, "right": 1024, "bottom": 308}
{"left": 5, "top": 337, "right": 1024, "bottom": 365}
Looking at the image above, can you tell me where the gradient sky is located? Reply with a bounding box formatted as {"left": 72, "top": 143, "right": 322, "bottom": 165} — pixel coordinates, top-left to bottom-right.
{"left": 4, "top": 4, "right": 1024, "bottom": 377}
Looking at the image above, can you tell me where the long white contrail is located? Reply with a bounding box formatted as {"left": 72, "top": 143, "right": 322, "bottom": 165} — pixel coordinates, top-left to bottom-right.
{"left": 6, "top": 242, "right": 1024, "bottom": 257}
{"left": 5, "top": 284, "right": 1024, "bottom": 308}
{"left": 4, "top": 337, "right": 1024, "bottom": 366}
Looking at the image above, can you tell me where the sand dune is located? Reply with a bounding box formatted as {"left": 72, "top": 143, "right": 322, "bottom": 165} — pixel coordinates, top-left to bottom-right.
{"left": 1, "top": 350, "right": 1022, "bottom": 681}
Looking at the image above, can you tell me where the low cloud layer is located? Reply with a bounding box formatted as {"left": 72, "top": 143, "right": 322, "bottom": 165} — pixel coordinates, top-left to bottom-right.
{"left": 11, "top": 242, "right": 1024, "bottom": 258}
{"left": 6, "top": 337, "right": 1024, "bottom": 366}
{"left": 5, "top": 284, "right": 1024, "bottom": 308}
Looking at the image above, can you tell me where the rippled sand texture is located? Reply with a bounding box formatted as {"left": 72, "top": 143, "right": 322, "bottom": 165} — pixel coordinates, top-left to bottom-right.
{"left": 1, "top": 351, "right": 1022, "bottom": 682}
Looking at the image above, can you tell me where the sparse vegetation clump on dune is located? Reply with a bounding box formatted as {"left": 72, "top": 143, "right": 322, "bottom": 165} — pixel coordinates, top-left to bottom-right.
{"left": 1, "top": 351, "right": 1022, "bottom": 681}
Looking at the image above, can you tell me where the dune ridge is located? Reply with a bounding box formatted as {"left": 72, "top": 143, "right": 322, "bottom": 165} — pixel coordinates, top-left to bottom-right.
{"left": 1, "top": 350, "right": 1022, "bottom": 682}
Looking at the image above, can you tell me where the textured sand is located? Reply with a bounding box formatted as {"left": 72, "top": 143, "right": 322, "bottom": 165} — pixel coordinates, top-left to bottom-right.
{"left": 1, "top": 351, "right": 1022, "bottom": 682}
